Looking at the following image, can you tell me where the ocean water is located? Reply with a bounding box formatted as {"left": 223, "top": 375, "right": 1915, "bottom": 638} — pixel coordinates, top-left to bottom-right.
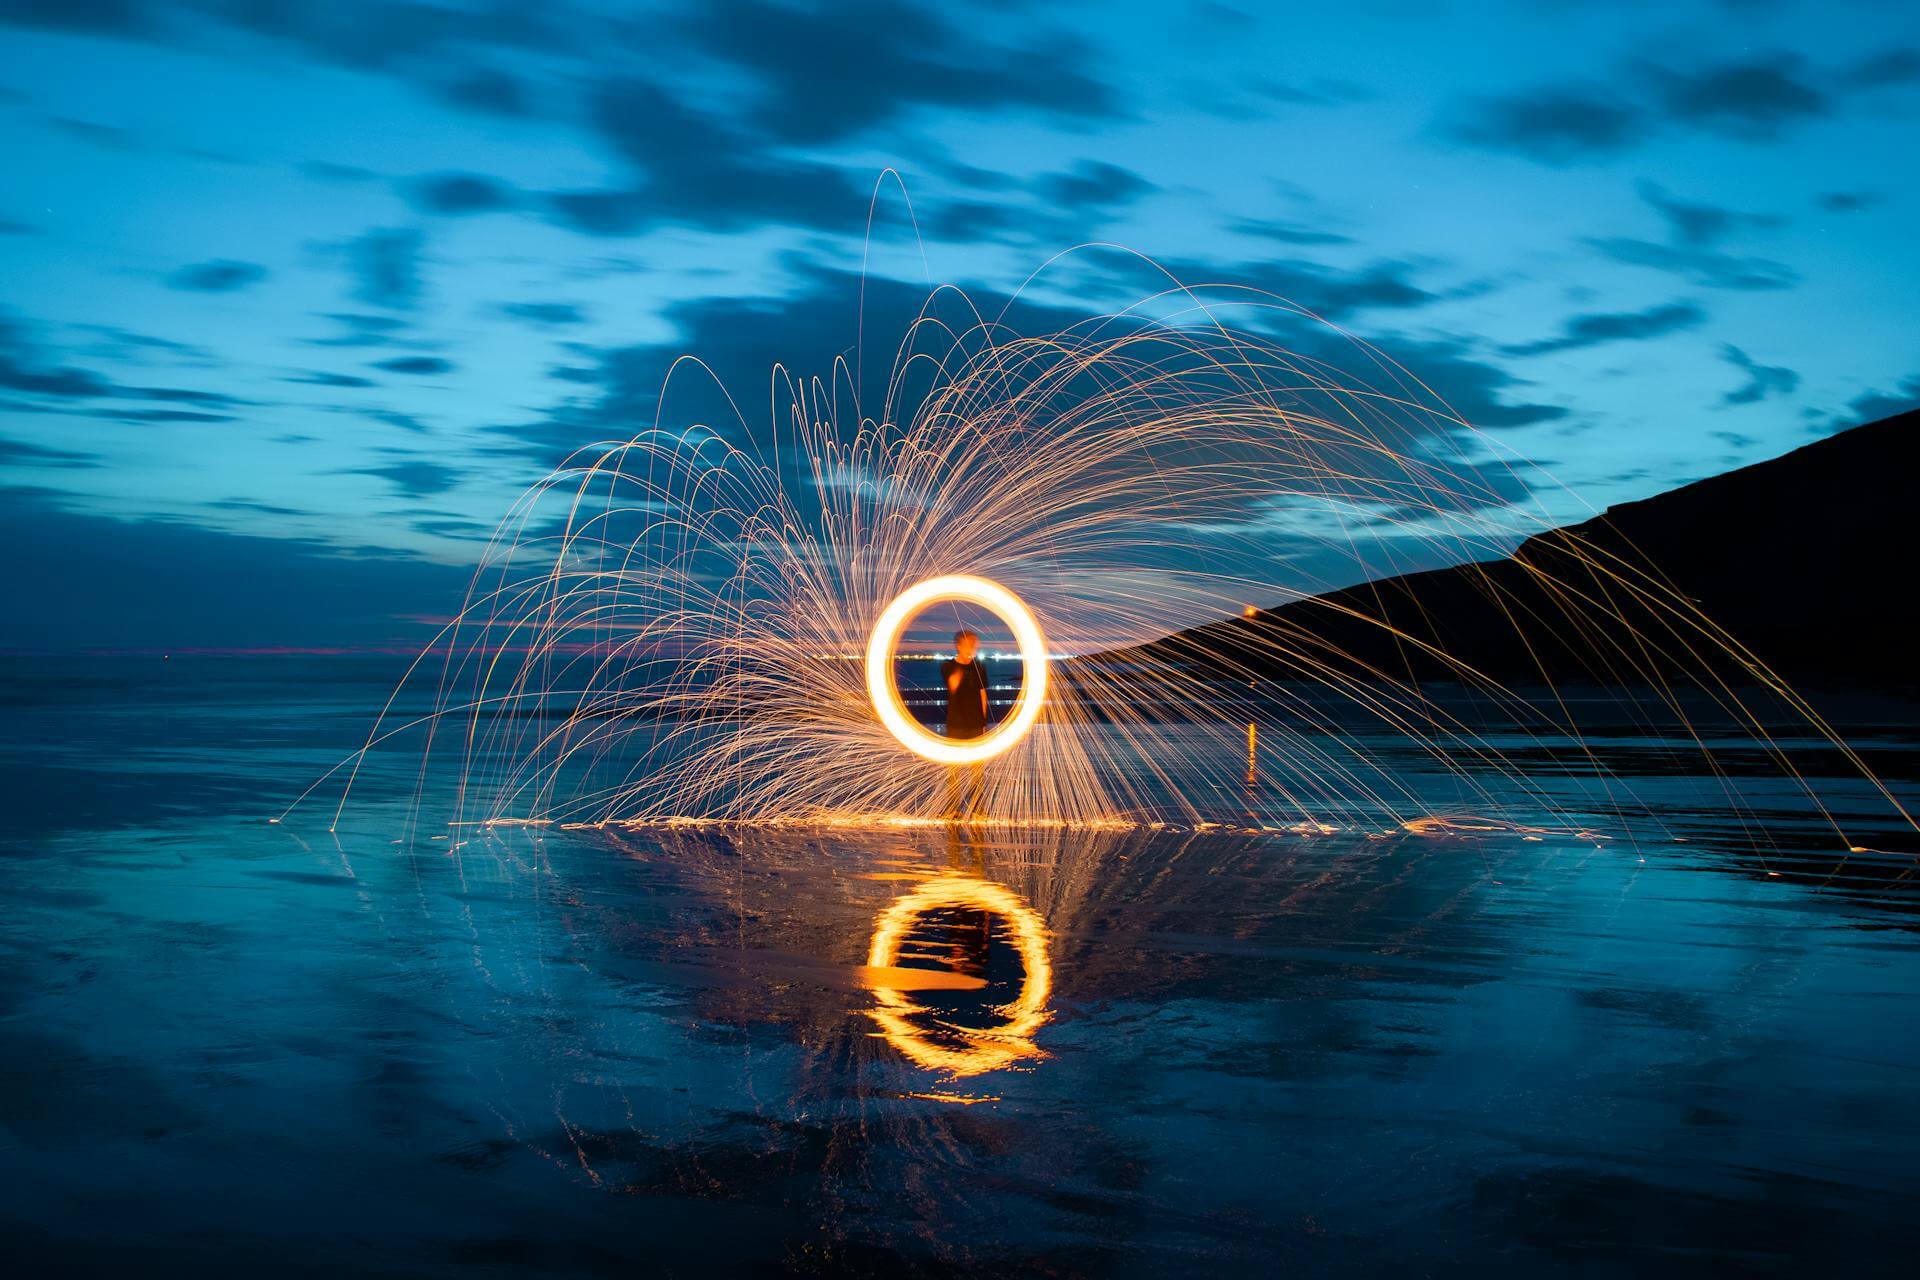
{"left": 3, "top": 656, "right": 1919, "bottom": 1275}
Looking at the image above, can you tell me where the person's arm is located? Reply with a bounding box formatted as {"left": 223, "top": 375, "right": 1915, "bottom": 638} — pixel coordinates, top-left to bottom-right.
{"left": 945, "top": 661, "right": 964, "bottom": 694}
{"left": 978, "top": 664, "right": 989, "bottom": 721}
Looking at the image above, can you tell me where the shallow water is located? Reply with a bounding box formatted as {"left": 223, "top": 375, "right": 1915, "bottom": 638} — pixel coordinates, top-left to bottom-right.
{"left": 3, "top": 657, "right": 1918, "bottom": 1275}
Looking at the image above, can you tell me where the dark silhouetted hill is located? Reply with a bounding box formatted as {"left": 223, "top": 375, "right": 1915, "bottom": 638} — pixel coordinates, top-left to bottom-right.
{"left": 1103, "top": 409, "right": 1918, "bottom": 689}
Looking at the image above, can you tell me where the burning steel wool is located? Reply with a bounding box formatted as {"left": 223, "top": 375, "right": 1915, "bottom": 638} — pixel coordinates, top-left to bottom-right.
{"left": 289, "top": 247, "right": 1912, "bottom": 861}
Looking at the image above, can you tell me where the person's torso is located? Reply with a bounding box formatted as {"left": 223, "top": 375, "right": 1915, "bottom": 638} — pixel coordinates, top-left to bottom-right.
{"left": 943, "top": 660, "right": 987, "bottom": 736}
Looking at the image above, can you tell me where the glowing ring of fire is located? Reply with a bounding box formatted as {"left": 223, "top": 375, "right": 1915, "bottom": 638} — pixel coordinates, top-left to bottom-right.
{"left": 866, "top": 875, "right": 1052, "bottom": 1076}
{"left": 864, "top": 574, "right": 1048, "bottom": 764}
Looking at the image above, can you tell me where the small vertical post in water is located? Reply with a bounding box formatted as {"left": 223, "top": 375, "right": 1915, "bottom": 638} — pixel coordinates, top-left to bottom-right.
{"left": 1244, "top": 721, "right": 1259, "bottom": 819}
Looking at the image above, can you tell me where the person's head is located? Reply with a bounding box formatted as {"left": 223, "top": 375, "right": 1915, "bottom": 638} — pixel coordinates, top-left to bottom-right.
{"left": 954, "top": 629, "right": 978, "bottom": 662}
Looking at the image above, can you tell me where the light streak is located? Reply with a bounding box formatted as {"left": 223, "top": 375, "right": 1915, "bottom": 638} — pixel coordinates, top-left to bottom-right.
{"left": 279, "top": 192, "right": 1915, "bottom": 870}
{"left": 864, "top": 875, "right": 1052, "bottom": 1077}
{"left": 864, "top": 574, "right": 1049, "bottom": 764}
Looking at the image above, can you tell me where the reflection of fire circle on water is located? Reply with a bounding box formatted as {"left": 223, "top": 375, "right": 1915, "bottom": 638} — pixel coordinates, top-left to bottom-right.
{"left": 864, "top": 875, "right": 1053, "bottom": 1077}
{"left": 864, "top": 574, "right": 1049, "bottom": 765}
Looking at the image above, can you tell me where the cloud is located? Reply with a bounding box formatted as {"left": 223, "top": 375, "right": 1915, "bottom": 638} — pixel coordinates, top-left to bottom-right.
{"left": 1584, "top": 237, "right": 1798, "bottom": 291}
{"left": 95, "top": 407, "right": 236, "bottom": 423}
{"left": 675, "top": 0, "right": 1118, "bottom": 146}
{"left": 71, "top": 324, "right": 214, "bottom": 364}
{"left": 166, "top": 259, "right": 268, "bottom": 292}
{"left": 0, "top": 0, "right": 149, "bottom": 36}
{"left": 549, "top": 79, "right": 869, "bottom": 237}
{"left": 1228, "top": 218, "right": 1352, "bottom": 246}
{"left": 486, "top": 260, "right": 1567, "bottom": 490}
{"left": 49, "top": 116, "right": 136, "bottom": 150}
{"left": 0, "top": 310, "right": 114, "bottom": 397}
{"left": 1584, "top": 181, "right": 1797, "bottom": 291}
{"left": 1837, "top": 46, "right": 1920, "bottom": 90}
{"left": 406, "top": 173, "right": 517, "bottom": 216}
{"left": 499, "top": 302, "right": 587, "bottom": 327}
{"left": 346, "top": 457, "right": 462, "bottom": 497}
{"left": 306, "top": 311, "right": 409, "bottom": 347}
{"left": 186, "top": 0, "right": 569, "bottom": 73}
{"left": 1246, "top": 76, "right": 1371, "bottom": 107}
{"left": 1835, "top": 373, "right": 1920, "bottom": 428}
{"left": 1718, "top": 344, "right": 1798, "bottom": 405}
{"left": 355, "top": 406, "right": 429, "bottom": 433}
{"left": 0, "top": 485, "right": 465, "bottom": 652}
{"left": 437, "top": 66, "right": 529, "bottom": 116}
{"left": 1645, "top": 54, "right": 1829, "bottom": 140}
{"left": 0, "top": 436, "right": 99, "bottom": 468}
{"left": 372, "top": 355, "right": 452, "bottom": 375}
{"left": 910, "top": 159, "right": 1159, "bottom": 247}
{"left": 1035, "top": 160, "right": 1156, "bottom": 212}
{"left": 1502, "top": 301, "right": 1706, "bottom": 357}
{"left": 1816, "top": 190, "right": 1882, "bottom": 213}
{"left": 1079, "top": 251, "right": 1441, "bottom": 323}
{"left": 343, "top": 227, "right": 424, "bottom": 309}
{"left": 1442, "top": 85, "right": 1650, "bottom": 163}
{"left": 0, "top": 311, "right": 237, "bottom": 409}
{"left": 1445, "top": 47, "right": 1916, "bottom": 163}
{"left": 284, "top": 370, "right": 376, "bottom": 388}
{"left": 1635, "top": 181, "right": 1780, "bottom": 246}
{"left": 298, "top": 159, "right": 379, "bottom": 183}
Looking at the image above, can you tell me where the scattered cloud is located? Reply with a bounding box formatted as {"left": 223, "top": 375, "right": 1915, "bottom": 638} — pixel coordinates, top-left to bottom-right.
{"left": 0, "top": 485, "right": 466, "bottom": 652}
{"left": 1636, "top": 181, "right": 1781, "bottom": 246}
{"left": 285, "top": 370, "right": 377, "bottom": 388}
{"left": 1835, "top": 373, "right": 1920, "bottom": 429}
{"left": 1442, "top": 85, "right": 1649, "bottom": 163}
{"left": 0, "top": 310, "right": 114, "bottom": 397}
{"left": 1585, "top": 181, "right": 1798, "bottom": 291}
{"left": 1502, "top": 301, "right": 1706, "bottom": 357}
{"left": 0, "top": 435, "right": 99, "bottom": 468}
{"left": 406, "top": 173, "right": 518, "bottom": 216}
{"left": 347, "top": 457, "right": 463, "bottom": 497}
{"left": 166, "top": 259, "right": 268, "bottom": 292}
{"left": 1643, "top": 53, "right": 1829, "bottom": 141}
{"left": 1445, "top": 47, "right": 1919, "bottom": 162}
{"left": 342, "top": 227, "right": 425, "bottom": 310}
{"left": 1816, "top": 190, "right": 1882, "bottom": 213}
{"left": 1838, "top": 46, "right": 1920, "bottom": 90}
{"left": 499, "top": 301, "right": 587, "bottom": 326}
{"left": 1247, "top": 76, "right": 1371, "bottom": 107}
{"left": 1584, "top": 237, "right": 1798, "bottom": 291}
{"left": 299, "top": 159, "right": 379, "bottom": 183}
{"left": 548, "top": 79, "right": 869, "bottom": 236}
{"left": 97, "top": 407, "right": 237, "bottom": 424}
{"left": 437, "top": 66, "right": 530, "bottom": 116}
{"left": 1036, "top": 160, "right": 1157, "bottom": 214}
{"left": 49, "top": 116, "right": 136, "bottom": 150}
{"left": 0, "top": 1, "right": 151, "bottom": 38}
{"left": 675, "top": 0, "right": 1119, "bottom": 147}
{"left": 372, "top": 355, "right": 452, "bottom": 375}
{"left": 1718, "top": 344, "right": 1798, "bottom": 405}
{"left": 1229, "top": 218, "right": 1353, "bottom": 247}
{"left": 306, "top": 312, "right": 409, "bottom": 347}
{"left": 914, "top": 159, "right": 1159, "bottom": 246}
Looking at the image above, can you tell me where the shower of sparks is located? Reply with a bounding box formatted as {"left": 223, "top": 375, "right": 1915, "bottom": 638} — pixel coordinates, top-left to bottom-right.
{"left": 286, "top": 228, "right": 1914, "bottom": 865}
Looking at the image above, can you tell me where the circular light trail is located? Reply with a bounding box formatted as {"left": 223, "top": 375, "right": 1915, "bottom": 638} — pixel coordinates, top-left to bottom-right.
{"left": 865, "top": 875, "right": 1052, "bottom": 1076}
{"left": 864, "top": 574, "right": 1048, "bottom": 765}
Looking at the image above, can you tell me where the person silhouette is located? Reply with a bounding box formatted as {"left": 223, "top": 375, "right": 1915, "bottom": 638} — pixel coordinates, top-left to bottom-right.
{"left": 942, "top": 628, "right": 988, "bottom": 818}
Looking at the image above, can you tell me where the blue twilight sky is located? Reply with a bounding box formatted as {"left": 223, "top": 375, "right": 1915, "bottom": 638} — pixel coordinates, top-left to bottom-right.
{"left": 1, "top": 0, "right": 1917, "bottom": 652}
